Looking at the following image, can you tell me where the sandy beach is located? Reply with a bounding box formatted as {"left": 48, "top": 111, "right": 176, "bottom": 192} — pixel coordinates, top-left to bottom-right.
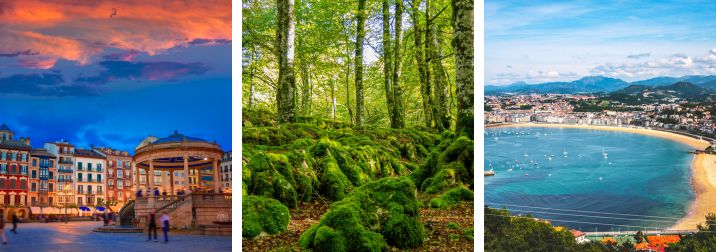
{"left": 490, "top": 123, "right": 715, "bottom": 230}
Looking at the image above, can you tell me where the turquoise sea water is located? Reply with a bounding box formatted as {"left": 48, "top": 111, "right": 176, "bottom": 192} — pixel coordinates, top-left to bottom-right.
{"left": 485, "top": 127, "right": 695, "bottom": 231}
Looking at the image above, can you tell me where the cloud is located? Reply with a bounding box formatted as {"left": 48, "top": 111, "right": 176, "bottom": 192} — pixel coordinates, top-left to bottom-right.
{"left": 0, "top": 73, "right": 99, "bottom": 97}
{"left": 103, "top": 50, "right": 140, "bottom": 61}
{"left": 11, "top": 108, "right": 107, "bottom": 149}
{"left": 75, "top": 60, "right": 210, "bottom": 85}
{"left": 627, "top": 53, "right": 650, "bottom": 59}
{"left": 0, "top": 49, "right": 37, "bottom": 57}
{"left": 590, "top": 52, "right": 710, "bottom": 79}
{"left": 188, "top": 38, "right": 232, "bottom": 46}
{"left": 490, "top": 70, "right": 582, "bottom": 85}
{"left": 0, "top": 0, "right": 231, "bottom": 69}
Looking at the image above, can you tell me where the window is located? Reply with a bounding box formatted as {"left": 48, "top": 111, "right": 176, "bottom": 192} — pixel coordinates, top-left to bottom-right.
{"left": 117, "top": 170, "right": 123, "bottom": 178}
{"left": 50, "top": 160, "right": 54, "bottom": 167}
{"left": 87, "top": 185, "right": 92, "bottom": 193}
{"left": 22, "top": 153, "right": 27, "bottom": 162}
{"left": 117, "top": 160, "right": 122, "bottom": 168}
{"left": 32, "top": 170, "right": 36, "bottom": 178}
{"left": 49, "top": 183, "right": 54, "bottom": 192}
{"left": 21, "top": 165, "right": 27, "bottom": 175}
{"left": 98, "top": 186, "right": 102, "bottom": 193}
{"left": 49, "top": 171, "right": 53, "bottom": 179}
{"left": 77, "top": 173, "right": 83, "bottom": 182}
{"left": 88, "top": 163, "right": 92, "bottom": 171}
{"left": 118, "top": 180, "right": 123, "bottom": 189}
{"left": 0, "top": 164, "right": 5, "bottom": 173}
{"left": 31, "top": 183, "right": 36, "bottom": 192}
{"left": 11, "top": 152, "right": 16, "bottom": 161}
{"left": 32, "top": 159, "right": 37, "bottom": 166}
{"left": 87, "top": 174, "right": 92, "bottom": 182}
{"left": 97, "top": 174, "right": 102, "bottom": 182}
{"left": 0, "top": 178, "right": 4, "bottom": 189}
{"left": 78, "top": 162, "right": 83, "bottom": 170}
{"left": 9, "top": 179, "right": 15, "bottom": 189}
{"left": 154, "top": 170, "right": 161, "bottom": 176}
{"left": 20, "top": 179, "right": 26, "bottom": 189}
{"left": 77, "top": 185, "right": 83, "bottom": 193}
{"left": 97, "top": 163, "right": 102, "bottom": 171}
{"left": 9, "top": 164, "right": 16, "bottom": 174}
{"left": 109, "top": 180, "right": 114, "bottom": 186}
{"left": 0, "top": 152, "right": 4, "bottom": 160}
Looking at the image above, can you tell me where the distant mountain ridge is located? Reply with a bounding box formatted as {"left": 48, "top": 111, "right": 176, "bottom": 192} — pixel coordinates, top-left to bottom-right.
{"left": 486, "top": 75, "right": 716, "bottom": 95}
{"left": 610, "top": 81, "right": 716, "bottom": 101}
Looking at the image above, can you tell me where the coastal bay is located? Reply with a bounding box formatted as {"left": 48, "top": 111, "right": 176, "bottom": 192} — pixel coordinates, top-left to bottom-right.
{"left": 486, "top": 123, "right": 714, "bottom": 231}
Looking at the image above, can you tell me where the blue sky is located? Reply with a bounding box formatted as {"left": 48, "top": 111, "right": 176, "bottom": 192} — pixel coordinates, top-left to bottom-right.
{"left": 0, "top": 1, "right": 231, "bottom": 153}
{"left": 487, "top": 0, "right": 716, "bottom": 85}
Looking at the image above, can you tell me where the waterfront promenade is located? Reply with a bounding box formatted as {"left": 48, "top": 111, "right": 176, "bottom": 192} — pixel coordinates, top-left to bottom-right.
{"left": 0, "top": 222, "right": 232, "bottom": 251}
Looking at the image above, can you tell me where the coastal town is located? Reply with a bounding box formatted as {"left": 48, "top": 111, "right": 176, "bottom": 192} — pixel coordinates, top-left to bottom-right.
{"left": 485, "top": 94, "right": 716, "bottom": 147}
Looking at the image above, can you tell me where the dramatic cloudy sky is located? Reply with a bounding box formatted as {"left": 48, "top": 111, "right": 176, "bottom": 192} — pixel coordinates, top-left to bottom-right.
{"left": 0, "top": 0, "right": 231, "bottom": 153}
{"left": 487, "top": 0, "right": 716, "bottom": 85}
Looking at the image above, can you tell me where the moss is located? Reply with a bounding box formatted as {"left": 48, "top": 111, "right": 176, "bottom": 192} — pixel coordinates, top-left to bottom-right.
{"left": 319, "top": 157, "right": 351, "bottom": 201}
{"left": 449, "top": 233, "right": 460, "bottom": 240}
{"left": 246, "top": 152, "right": 306, "bottom": 208}
{"left": 447, "top": 222, "right": 460, "bottom": 229}
{"left": 242, "top": 196, "right": 290, "bottom": 238}
{"left": 300, "top": 177, "right": 423, "bottom": 250}
{"left": 463, "top": 227, "right": 474, "bottom": 241}
{"left": 428, "top": 187, "right": 474, "bottom": 209}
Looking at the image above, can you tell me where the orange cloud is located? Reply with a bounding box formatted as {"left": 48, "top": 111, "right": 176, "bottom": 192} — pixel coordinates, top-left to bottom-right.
{"left": 0, "top": 0, "right": 231, "bottom": 69}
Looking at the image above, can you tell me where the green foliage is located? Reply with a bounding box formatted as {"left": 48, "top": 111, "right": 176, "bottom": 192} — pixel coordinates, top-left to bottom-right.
{"left": 242, "top": 196, "right": 290, "bottom": 238}
{"left": 463, "top": 227, "right": 474, "bottom": 241}
{"left": 669, "top": 213, "right": 716, "bottom": 251}
{"left": 447, "top": 222, "right": 460, "bottom": 229}
{"left": 485, "top": 206, "right": 578, "bottom": 252}
{"left": 429, "top": 186, "right": 474, "bottom": 208}
{"left": 300, "top": 177, "right": 424, "bottom": 250}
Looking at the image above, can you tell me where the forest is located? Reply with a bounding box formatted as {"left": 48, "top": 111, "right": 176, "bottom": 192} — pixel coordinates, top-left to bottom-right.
{"left": 242, "top": 0, "right": 474, "bottom": 250}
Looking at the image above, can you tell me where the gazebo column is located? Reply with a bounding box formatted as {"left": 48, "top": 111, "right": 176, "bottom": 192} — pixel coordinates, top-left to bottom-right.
{"left": 133, "top": 162, "right": 139, "bottom": 194}
{"left": 169, "top": 169, "right": 174, "bottom": 196}
{"left": 183, "top": 155, "right": 190, "bottom": 194}
{"left": 197, "top": 168, "right": 202, "bottom": 191}
{"left": 149, "top": 160, "right": 155, "bottom": 208}
{"left": 213, "top": 159, "right": 220, "bottom": 192}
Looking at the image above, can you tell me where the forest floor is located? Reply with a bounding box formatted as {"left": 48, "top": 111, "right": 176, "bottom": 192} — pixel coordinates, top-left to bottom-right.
{"left": 242, "top": 199, "right": 474, "bottom": 252}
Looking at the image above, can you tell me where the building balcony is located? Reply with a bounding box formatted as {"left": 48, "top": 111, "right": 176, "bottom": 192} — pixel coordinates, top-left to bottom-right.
{"left": 58, "top": 168, "right": 74, "bottom": 173}
{"left": 57, "top": 178, "right": 73, "bottom": 183}
{"left": 58, "top": 160, "right": 73, "bottom": 165}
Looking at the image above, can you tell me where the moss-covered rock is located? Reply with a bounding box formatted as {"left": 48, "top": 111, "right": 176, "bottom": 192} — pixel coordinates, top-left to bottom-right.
{"left": 300, "top": 177, "right": 424, "bottom": 250}
{"left": 242, "top": 196, "right": 290, "bottom": 238}
{"left": 429, "top": 186, "right": 474, "bottom": 208}
{"left": 245, "top": 151, "right": 318, "bottom": 208}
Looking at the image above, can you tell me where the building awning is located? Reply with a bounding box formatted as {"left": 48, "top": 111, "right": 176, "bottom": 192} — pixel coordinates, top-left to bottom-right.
{"left": 79, "top": 206, "right": 91, "bottom": 211}
{"left": 95, "top": 206, "right": 106, "bottom": 212}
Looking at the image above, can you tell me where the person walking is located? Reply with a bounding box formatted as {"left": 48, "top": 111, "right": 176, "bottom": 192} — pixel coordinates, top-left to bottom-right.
{"left": 160, "top": 211, "right": 170, "bottom": 243}
{"left": 146, "top": 210, "right": 158, "bottom": 242}
{"left": 10, "top": 213, "right": 18, "bottom": 234}
{"left": 0, "top": 213, "right": 8, "bottom": 245}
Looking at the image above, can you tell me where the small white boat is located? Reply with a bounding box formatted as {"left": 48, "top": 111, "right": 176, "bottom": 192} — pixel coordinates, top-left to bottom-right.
{"left": 485, "top": 169, "right": 495, "bottom": 176}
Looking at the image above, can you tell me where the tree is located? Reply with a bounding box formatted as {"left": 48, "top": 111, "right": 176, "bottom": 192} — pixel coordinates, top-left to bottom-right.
{"left": 354, "top": 0, "right": 366, "bottom": 127}
{"left": 411, "top": 0, "right": 432, "bottom": 128}
{"left": 382, "top": 0, "right": 395, "bottom": 127}
{"left": 391, "top": 0, "right": 405, "bottom": 128}
{"left": 634, "top": 230, "right": 645, "bottom": 244}
{"left": 277, "top": 0, "right": 297, "bottom": 123}
{"left": 426, "top": 0, "right": 451, "bottom": 131}
{"left": 452, "top": 0, "right": 473, "bottom": 137}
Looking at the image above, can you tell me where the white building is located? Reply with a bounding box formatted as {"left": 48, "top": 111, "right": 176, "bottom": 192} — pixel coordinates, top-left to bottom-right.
{"left": 44, "top": 141, "right": 76, "bottom": 207}
{"left": 220, "top": 151, "right": 232, "bottom": 191}
{"left": 74, "top": 149, "right": 106, "bottom": 206}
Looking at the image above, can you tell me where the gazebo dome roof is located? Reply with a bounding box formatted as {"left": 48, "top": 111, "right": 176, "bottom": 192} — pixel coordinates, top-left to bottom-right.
{"left": 154, "top": 130, "right": 208, "bottom": 144}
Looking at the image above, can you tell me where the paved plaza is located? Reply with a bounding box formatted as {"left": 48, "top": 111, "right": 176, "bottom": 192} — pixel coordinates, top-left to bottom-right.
{"left": 0, "top": 221, "right": 232, "bottom": 252}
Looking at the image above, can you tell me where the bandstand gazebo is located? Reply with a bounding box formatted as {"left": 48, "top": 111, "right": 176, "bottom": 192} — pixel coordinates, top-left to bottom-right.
{"left": 133, "top": 130, "right": 224, "bottom": 195}
{"left": 129, "top": 131, "right": 231, "bottom": 232}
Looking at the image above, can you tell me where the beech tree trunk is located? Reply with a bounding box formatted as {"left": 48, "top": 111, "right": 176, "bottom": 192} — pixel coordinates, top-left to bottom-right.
{"left": 354, "top": 0, "right": 366, "bottom": 127}
{"left": 426, "top": 0, "right": 450, "bottom": 131}
{"left": 411, "top": 0, "right": 432, "bottom": 128}
{"left": 248, "top": 47, "right": 256, "bottom": 109}
{"left": 277, "top": 0, "right": 296, "bottom": 123}
{"left": 382, "top": 0, "right": 395, "bottom": 127}
{"left": 452, "top": 0, "right": 473, "bottom": 137}
{"left": 391, "top": 0, "right": 404, "bottom": 128}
